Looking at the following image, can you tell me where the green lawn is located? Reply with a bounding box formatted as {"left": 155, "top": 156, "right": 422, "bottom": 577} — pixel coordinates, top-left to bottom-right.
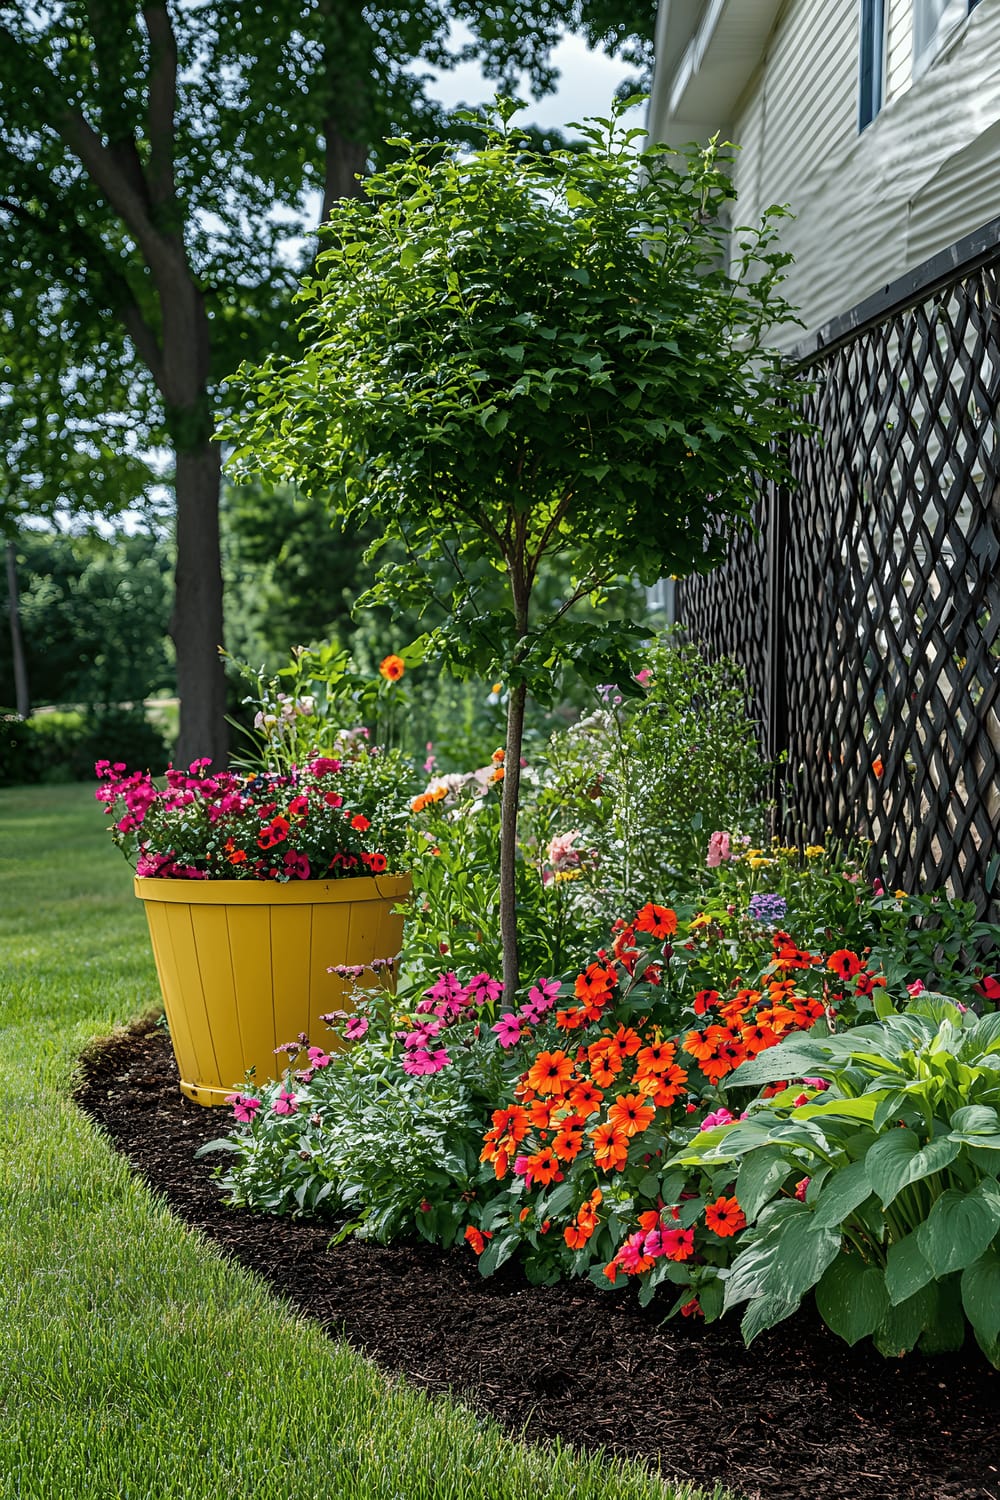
{"left": 0, "top": 784, "right": 729, "bottom": 1500}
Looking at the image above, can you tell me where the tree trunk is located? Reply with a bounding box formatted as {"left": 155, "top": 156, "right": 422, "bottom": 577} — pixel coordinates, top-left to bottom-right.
{"left": 4, "top": 540, "right": 29, "bottom": 718}
{"left": 321, "top": 122, "right": 367, "bottom": 225}
{"left": 170, "top": 439, "right": 227, "bottom": 768}
{"left": 500, "top": 678, "right": 527, "bottom": 1002}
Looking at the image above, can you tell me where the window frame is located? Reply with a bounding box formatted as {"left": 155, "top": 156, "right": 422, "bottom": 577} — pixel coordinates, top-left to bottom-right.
{"left": 913, "top": 0, "right": 982, "bottom": 81}
{"left": 858, "top": 0, "right": 887, "bottom": 133}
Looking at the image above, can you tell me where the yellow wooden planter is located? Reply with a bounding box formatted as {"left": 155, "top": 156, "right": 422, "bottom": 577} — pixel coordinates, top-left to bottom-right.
{"left": 134, "top": 874, "right": 410, "bottom": 1106}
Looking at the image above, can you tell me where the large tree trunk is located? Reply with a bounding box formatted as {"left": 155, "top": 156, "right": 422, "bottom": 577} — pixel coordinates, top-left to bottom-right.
{"left": 170, "top": 438, "right": 226, "bottom": 768}
{"left": 4, "top": 540, "right": 29, "bottom": 718}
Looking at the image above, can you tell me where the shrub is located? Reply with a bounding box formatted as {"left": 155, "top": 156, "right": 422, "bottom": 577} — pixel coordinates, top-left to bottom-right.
{"left": 0, "top": 706, "right": 168, "bottom": 787}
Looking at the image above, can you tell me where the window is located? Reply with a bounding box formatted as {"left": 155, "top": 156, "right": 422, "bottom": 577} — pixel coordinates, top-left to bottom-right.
{"left": 858, "top": 0, "right": 886, "bottom": 131}
{"left": 913, "top": 0, "right": 981, "bottom": 78}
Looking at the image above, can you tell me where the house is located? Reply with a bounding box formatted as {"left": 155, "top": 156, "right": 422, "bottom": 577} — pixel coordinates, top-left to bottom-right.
{"left": 646, "top": 0, "right": 1000, "bottom": 347}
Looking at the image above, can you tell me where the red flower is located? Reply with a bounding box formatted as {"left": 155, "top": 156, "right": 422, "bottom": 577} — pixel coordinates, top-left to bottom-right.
{"left": 827, "top": 948, "right": 863, "bottom": 980}
{"left": 464, "top": 1225, "right": 492, "bottom": 1255}
{"left": 350, "top": 814, "right": 370, "bottom": 832}
{"left": 634, "top": 903, "right": 678, "bottom": 939}
{"left": 705, "top": 1195, "right": 747, "bottom": 1238}
{"left": 257, "top": 816, "right": 290, "bottom": 850}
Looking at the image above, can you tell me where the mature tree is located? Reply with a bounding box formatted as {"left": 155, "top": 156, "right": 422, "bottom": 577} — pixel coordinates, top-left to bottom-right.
{"left": 0, "top": 1, "right": 656, "bottom": 765}
{"left": 225, "top": 101, "right": 808, "bottom": 996}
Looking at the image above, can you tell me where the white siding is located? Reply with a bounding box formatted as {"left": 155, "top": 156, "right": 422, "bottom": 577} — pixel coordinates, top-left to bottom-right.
{"left": 654, "top": 0, "right": 1000, "bottom": 347}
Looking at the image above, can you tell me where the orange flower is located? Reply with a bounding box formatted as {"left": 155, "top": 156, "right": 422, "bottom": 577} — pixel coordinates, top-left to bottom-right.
{"left": 567, "top": 1080, "right": 604, "bottom": 1117}
{"left": 587, "top": 1038, "right": 623, "bottom": 1087}
{"left": 705, "top": 1195, "right": 747, "bottom": 1237}
{"left": 827, "top": 948, "right": 864, "bottom": 980}
{"left": 634, "top": 903, "right": 678, "bottom": 939}
{"left": 692, "top": 988, "right": 720, "bottom": 1015}
{"left": 379, "top": 654, "right": 405, "bottom": 681}
{"left": 574, "top": 962, "right": 617, "bottom": 1003}
{"left": 521, "top": 1146, "right": 561, "bottom": 1186}
{"left": 700, "top": 1044, "right": 746, "bottom": 1084}
{"left": 464, "top": 1225, "right": 493, "bottom": 1255}
{"left": 638, "top": 1062, "right": 688, "bottom": 1108}
{"left": 527, "top": 1098, "right": 556, "bottom": 1129}
{"left": 524, "top": 1050, "right": 575, "bottom": 1096}
{"left": 590, "top": 1121, "right": 629, "bottom": 1172}
{"left": 872, "top": 755, "right": 884, "bottom": 778}
{"left": 740, "top": 1021, "right": 780, "bottom": 1056}
{"left": 682, "top": 1030, "right": 716, "bottom": 1062}
{"left": 607, "top": 1092, "right": 656, "bottom": 1137}
{"left": 552, "top": 1123, "right": 585, "bottom": 1162}
{"left": 635, "top": 1040, "right": 677, "bottom": 1074}
{"left": 555, "top": 1006, "right": 589, "bottom": 1031}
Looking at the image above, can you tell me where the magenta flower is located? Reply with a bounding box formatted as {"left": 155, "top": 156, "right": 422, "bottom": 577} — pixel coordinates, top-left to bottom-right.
{"left": 225, "top": 1093, "right": 261, "bottom": 1124}
{"left": 616, "top": 1232, "right": 650, "bottom": 1273}
{"left": 401, "top": 1046, "right": 451, "bottom": 1076}
{"left": 700, "top": 1107, "right": 734, "bottom": 1131}
{"left": 465, "top": 972, "right": 502, "bottom": 1005}
{"left": 272, "top": 1091, "right": 299, "bottom": 1115}
{"left": 307, "top": 1045, "right": 332, "bottom": 1066}
{"left": 343, "top": 1017, "right": 369, "bottom": 1042}
{"left": 491, "top": 1013, "right": 522, "bottom": 1048}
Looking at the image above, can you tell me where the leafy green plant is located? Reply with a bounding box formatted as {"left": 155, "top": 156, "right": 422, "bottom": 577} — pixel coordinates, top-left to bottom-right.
{"left": 671, "top": 1000, "right": 1000, "bottom": 1360}
{"left": 224, "top": 97, "right": 808, "bottom": 996}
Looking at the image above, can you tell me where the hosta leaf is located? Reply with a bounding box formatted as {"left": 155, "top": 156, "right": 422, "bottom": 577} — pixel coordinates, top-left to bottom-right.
{"left": 866, "top": 1128, "right": 960, "bottom": 1208}
{"left": 917, "top": 1183, "right": 1000, "bottom": 1277}
{"left": 950, "top": 1105, "right": 1000, "bottom": 1134}
{"left": 961, "top": 1249, "right": 1000, "bottom": 1345}
{"left": 885, "top": 1231, "right": 934, "bottom": 1305}
{"left": 873, "top": 1283, "right": 936, "bottom": 1357}
{"left": 735, "top": 1146, "right": 792, "bottom": 1221}
{"left": 917, "top": 1275, "right": 966, "bottom": 1354}
{"left": 723, "top": 1209, "right": 840, "bottom": 1312}
{"left": 727, "top": 1041, "right": 828, "bottom": 1088}
{"left": 815, "top": 1254, "right": 890, "bottom": 1345}
{"left": 811, "top": 1160, "right": 873, "bottom": 1229}
{"left": 741, "top": 1294, "right": 799, "bottom": 1345}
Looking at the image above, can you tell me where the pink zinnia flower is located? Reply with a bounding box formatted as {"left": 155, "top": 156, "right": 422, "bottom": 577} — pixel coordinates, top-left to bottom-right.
{"left": 225, "top": 1093, "right": 261, "bottom": 1124}
{"left": 401, "top": 1047, "right": 451, "bottom": 1076}
{"left": 491, "top": 1013, "right": 522, "bottom": 1048}
{"left": 272, "top": 1091, "right": 299, "bottom": 1115}
{"left": 465, "top": 972, "right": 503, "bottom": 1005}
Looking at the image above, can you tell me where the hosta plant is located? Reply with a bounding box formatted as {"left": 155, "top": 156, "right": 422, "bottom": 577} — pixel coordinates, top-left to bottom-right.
{"left": 668, "top": 998, "right": 1000, "bottom": 1361}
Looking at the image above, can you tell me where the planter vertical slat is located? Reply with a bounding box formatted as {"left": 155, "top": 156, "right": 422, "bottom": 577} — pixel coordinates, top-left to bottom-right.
{"left": 135, "top": 874, "right": 410, "bottom": 1105}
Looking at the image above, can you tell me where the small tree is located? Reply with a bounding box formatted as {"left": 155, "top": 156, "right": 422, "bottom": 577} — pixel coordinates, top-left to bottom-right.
{"left": 225, "top": 99, "right": 807, "bottom": 997}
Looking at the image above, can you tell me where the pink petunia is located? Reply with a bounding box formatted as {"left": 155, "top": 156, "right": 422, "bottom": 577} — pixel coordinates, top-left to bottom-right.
{"left": 401, "top": 1047, "right": 451, "bottom": 1076}
{"left": 343, "top": 1017, "right": 369, "bottom": 1042}
{"left": 307, "top": 1046, "right": 332, "bottom": 1066}
{"left": 272, "top": 1091, "right": 299, "bottom": 1115}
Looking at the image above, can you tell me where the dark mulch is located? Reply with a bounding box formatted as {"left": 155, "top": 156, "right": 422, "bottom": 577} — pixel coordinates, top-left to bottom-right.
{"left": 74, "top": 1017, "right": 1000, "bottom": 1500}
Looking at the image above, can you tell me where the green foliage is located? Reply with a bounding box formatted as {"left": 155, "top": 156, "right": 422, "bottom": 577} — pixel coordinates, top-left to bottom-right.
{"left": 226, "top": 101, "right": 806, "bottom": 700}
{"left": 0, "top": 526, "right": 174, "bottom": 710}
{"left": 672, "top": 1002, "right": 1000, "bottom": 1360}
{"left": 537, "top": 637, "right": 771, "bottom": 913}
{"left": 0, "top": 706, "right": 168, "bottom": 787}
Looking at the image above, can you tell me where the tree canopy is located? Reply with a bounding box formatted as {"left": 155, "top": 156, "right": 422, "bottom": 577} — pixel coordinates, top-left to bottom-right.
{"left": 0, "top": 0, "right": 656, "bottom": 762}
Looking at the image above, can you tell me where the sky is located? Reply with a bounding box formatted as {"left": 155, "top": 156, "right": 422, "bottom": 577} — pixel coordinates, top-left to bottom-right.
{"left": 420, "top": 29, "right": 647, "bottom": 136}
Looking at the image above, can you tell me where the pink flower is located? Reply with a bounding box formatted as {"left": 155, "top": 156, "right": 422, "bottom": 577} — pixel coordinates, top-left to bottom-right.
{"left": 547, "top": 831, "right": 582, "bottom": 870}
{"left": 700, "top": 1108, "right": 734, "bottom": 1131}
{"left": 634, "top": 668, "right": 652, "bottom": 686}
{"left": 225, "top": 1093, "right": 261, "bottom": 1124}
{"left": 281, "top": 850, "right": 311, "bottom": 879}
{"left": 344, "top": 1016, "right": 369, "bottom": 1041}
{"left": 465, "top": 972, "right": 503, "bottom": 1006}
{"left": 528, "top": 977, "right": 561, "bottom": 1010}
{"left": 801, "top": 1076, "right": 829, "bottom": 1090}
{"left": 706, "top": 830, "right": 732, "bottom": 868}
{"left": 401, "top": 1047, "right": 451, "bottom": 1076}
{"left": 307, "top": 1046, "right": 332, "bottom": 1066}
{"left": 308, "top": 757, "right": 342, "bottom": 776}
{"left": 906, "top": 979, "right": 925, "bottom": 997}
{"left": 491, "top": 1013, "right": 522, "bottom": 1048}
{"left": 272, "top": 1091, "right": 299, "bottom": 1115}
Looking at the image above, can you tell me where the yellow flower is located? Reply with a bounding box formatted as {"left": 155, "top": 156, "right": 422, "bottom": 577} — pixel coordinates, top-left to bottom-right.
{"left": 748, "top": 856, "right": 773, "bottom": 868}
{"left": 805, "top": 845, "right": 825, "bottom": 857}
{"left": 894, "top": 889, "right": 907, "bottom": 899}
{"left": 553, "top": 869, "right": 582, "bottom": 884}
{"left": 689, "top": 913, "right": 712, "bottom": 930}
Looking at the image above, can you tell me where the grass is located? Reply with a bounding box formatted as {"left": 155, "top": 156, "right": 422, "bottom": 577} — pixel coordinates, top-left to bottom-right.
{"left": 0, "top": 784, "right": 730, "bottom": 1500}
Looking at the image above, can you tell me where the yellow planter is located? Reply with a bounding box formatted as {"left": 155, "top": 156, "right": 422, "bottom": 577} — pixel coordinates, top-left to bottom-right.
{"left": 134, "top": 874, "right": 410, "bottom": 1107}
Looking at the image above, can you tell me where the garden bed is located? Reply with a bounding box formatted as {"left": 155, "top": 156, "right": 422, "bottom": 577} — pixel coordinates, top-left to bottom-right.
{"left": 77, "top": 1015, "right": 1000, "bottom": 1500}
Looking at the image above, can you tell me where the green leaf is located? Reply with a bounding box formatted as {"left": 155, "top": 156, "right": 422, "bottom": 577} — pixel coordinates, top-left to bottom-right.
{"left": 727, "top": 1041, "right": 828, "bottom": 1089}
{"left": 741, "top": 1294, "right": 799, "bottom": 1345}
{"left": 917, "top": 1183, "right": 1000, "bottom": 1277}
{"left": 477, "top": 1233, "right": 518, "bottom": 1277}
{"left": 735, "top": 1146, "right": 791, "bottom": 1221}
{"left": 961, "top": 1248, "right": 1000, "bottom": 1345}
{"left": 723, "top": 1207, "right": 840, "bottom": 1312}
{"left": 865, "top": 1128, "right": 961, "bottom": 1208}
{"left": 815, "top": 1254, "right": 890, "bottom": 1345}
{"left": 811, "top": 1160, "right": 874, "bottom": 1229}
{"left": 917, "top": 1275, "right": 966, "bottom": 1354}
{"left": 873, "top": 1283, "right": 937, "bottom": 1356}
{"left": 885, "top": 1231, "right": 935, "bottom": 1305}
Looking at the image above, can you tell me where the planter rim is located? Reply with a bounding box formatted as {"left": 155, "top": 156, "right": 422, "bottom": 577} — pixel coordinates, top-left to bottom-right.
{"left": 133, "top": 872, "right": 411, "bottom": 906}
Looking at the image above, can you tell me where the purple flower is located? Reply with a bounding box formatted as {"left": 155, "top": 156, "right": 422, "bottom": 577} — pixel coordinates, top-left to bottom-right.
{"left": 748, "top": 892, "right": 787, "bottom": 926}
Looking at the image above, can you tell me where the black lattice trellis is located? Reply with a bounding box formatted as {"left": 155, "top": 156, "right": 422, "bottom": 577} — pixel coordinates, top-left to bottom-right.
{"left": 677, "top": 221, "right": 1000, "bottom": 913}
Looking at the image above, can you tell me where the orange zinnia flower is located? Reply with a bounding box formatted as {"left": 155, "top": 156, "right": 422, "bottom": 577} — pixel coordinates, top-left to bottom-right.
{"left": 634, "top": 903, "right": 678, "bottom": 939}
{"left": 827, "top": 948, "right": 864, "bottom": 980}
{"left": 638, "top": 1062, "right": 688, "bottom": 1108}
{"left": 587, "top": 1039, "right": 624, "bottom": 1087}
{"left": 700, "top": 1044, "right": 746, "bottom": 1084}
{"left": 590, "top": 1121, "right": 629, "bottom": 1172}
{"left": 635, "top": 1040, "right": 677, "bottom": 1074}
{"left": 555, "top": 1006, "right": 588, "bottom": 1030}
{"left": 611, "top": 1024, "right": 642, "bottom": 1056}
{"left": 740, "top": 1021, "right": 780, "bottom": 1056}
{"left": 379, "top": 654, "right": 405, "bottom": 681}
{"left": 574, "top": 962, "right": 617, "bottom": 1002}
{"left": 607, "top": 1092, "right": 656, "bottom": 1138}
{"left": 692, "top": 988, "right": 720, "bottom": 1015}
{"left": 522, "top": 1146, "right": 561, "bottom": 1186}
{"left": 705, "top": 1195, "right": 747, "bottom": 1237}
{"left": 682, "top": 1029, "right": 716, "bottom": 1062}
{"left": 552, "top": 1125, "right": 585, "bottom": 1162}
{"left": 524, "top": 1050, "right": 575, "bottom": 1096}
{"left": 568, "top": 1081, "right": 604, "bottom": 1117}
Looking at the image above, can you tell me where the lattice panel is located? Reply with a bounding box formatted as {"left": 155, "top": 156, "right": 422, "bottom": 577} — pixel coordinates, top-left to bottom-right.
{"left": 678, "top": 257, "right": 1000, "bottom": 913}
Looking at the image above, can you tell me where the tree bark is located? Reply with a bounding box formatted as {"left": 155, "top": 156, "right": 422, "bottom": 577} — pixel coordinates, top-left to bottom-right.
{"left": 4, "top": 540, "right": 29, "bottom": 718}
{"left": 500, "top": 678, "right": 527, "bottom": 1002}
{"left": 170, "top": 439, "right": 226, "bottom": 768}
